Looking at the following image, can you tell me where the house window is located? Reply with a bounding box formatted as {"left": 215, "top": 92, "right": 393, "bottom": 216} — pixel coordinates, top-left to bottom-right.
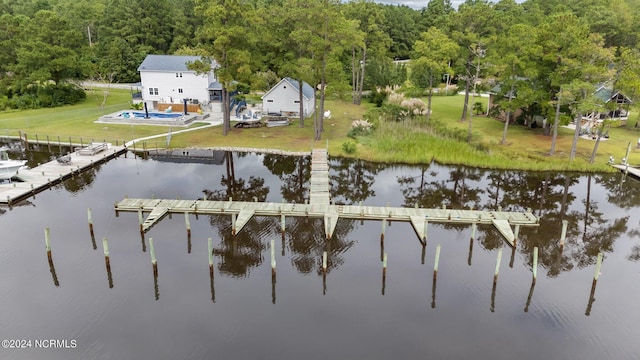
{"left": 176, "top": 73, "right": 182, "bottom": 78}
{"left": 294, "top": 100, "right": 300, "bottom": 103}
{"left": 267, "top": 100, "right": 274, "bottom": 103}
{"left": 149, "top": 88, "right": 158, "bottom": 96}
{"left": 178, "top": 88, "right": 183, "bottom": 94}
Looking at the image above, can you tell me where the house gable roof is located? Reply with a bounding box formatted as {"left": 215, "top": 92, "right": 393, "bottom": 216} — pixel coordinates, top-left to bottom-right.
{"left": 594, "top": 84, "right": 632, "bottom": 104}
{"left": 262, "top": 77, "right": 314, "bottom": 100}
{"left": 138, "top": 55, "right": 216, "bottom": 72}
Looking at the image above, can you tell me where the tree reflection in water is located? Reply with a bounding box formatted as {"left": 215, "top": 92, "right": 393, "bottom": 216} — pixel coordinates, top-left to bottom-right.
{"left": 396, "top": 165, "right": 635, "bottom": 277}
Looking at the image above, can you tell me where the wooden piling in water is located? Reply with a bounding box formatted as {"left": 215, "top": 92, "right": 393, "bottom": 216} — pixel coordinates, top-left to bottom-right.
{"left": 434, "top": 244, "right": 441, "bottom": 276}
{"left": 532, "top": 247, "right": 538, "bottom": 282}
{"left": 44, "top": 227, "right": 52, "bottom": 262}
{"left": 208, "top": 237, "right": 213, "bottom": 276}
{"left": 88, "top": 208, "right": 96, "bottom": 249}
{"left": 149, "top": 237, "right": 157, "bottom": 276}
{"left": 559, "top": 220, "right": 568, "bottom": 251}
{"left": 270, "top": 240, "right": 276, "bottom": 275}
{"left": 138, "top": 209, "right": 143, "bottom": 233}
{"left": 382, "top": 252, "right": 388, "bottom": 296}
{"left": 594, "top": 252, "right": 603, "bottom": 281}
{"left": 494, "top": 248, "right": 503, "bottom": 278}
{"left": 103, "top": 237, "right": 113, "bottom": 288}
{"left": 280, "top": 214, "right": 285, "bottom": 235}
{"left": 322, "top": 251, "right": 327, "bottom": 274}
{"left": 184, "top": 212, "right": 191, "bottom": 238}
{"left": 231, "top": 213, "right": 237, "bottom": 236}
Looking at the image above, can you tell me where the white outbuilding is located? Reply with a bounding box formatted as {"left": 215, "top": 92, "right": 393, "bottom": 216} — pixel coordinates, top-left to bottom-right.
{"left": 262, "top": 77, "right": 315, "bottom": 117}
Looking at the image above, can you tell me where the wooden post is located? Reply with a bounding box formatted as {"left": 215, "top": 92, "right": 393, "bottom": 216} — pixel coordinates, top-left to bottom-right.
{"left": 44, "top": 227, "right": 52, "bottom": 262}
{"left": 270, "top": 239, "right": 276, "bottom": 275}
{"left": 138, "top": 209, "right": 143, "bottom": 233}
{"left": 149, "top": 237, "right": 157, "bottom": 276}
{"left": 46, "top": 135, "right": 51, "bottom": 151}
{"left": 382, "top": 252, "right": 388, "bottom": 296}
{"left": 208, "top": 237, "right": 213, "bottom": 276}
{"left": 494, "top": 248, "right": 503, "bottom": 278}
{"left": 559, "top": 220, "right": 568, "bottom": 251}
{"left": 88, "top": 208, "right": 96, "bottom": 249}
{"left": 280, "top": 214, "right": 285, "bottom": 235}
{"left": 231, "top": 213, "right": 237, "bottom": 236}
{"left": 322, "top": 251, "right": 327, "bottom": 274}
{"left": 530, "top": 247, "right": 538, "bottom": 284}
{"left": 594, "top": 252, "right": 603, "bottom": 281}
{"left": 514, "top": 224, "right": 520, "bottom": 246}
{"left": 184, "top": 212, "right": 191, "bottom": 238}
{"left": 103, "top": 237, "right": 113, "bottom": 288}
{"left": 381, "top": 218, "right": 386, "bottom": 241}
{"left": 586, "top": 252, "right": 603, "bottom": 316}
{"left": 468, "top": 223, "right": 476, "bottom": 266}
{"left": 434, "top": 244, "right": 441, "bottom": 275}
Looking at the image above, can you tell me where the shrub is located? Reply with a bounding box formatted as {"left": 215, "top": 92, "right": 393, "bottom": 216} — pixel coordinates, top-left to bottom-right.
{"left": 342, "top": 141, "right": 357, "bottom": 154}
{"left": 368, "top": 88, "right": 388, "bottom": 107}
{"left": 347, "top": 119, "right": 373, "bottom": 139}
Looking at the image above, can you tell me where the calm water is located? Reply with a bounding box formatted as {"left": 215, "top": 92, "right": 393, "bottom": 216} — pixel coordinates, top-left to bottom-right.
{"left": 1, "top": 147, "right": 640, "bottom": 360}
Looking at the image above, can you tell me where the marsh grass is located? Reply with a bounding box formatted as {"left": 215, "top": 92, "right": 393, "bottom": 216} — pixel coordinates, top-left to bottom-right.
{"left": 0, "top": 88, "right": 638, "bottom": 171}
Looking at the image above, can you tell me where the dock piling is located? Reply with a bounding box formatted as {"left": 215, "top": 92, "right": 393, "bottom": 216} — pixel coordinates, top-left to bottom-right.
{"left": 149, "top": 237, "right": 157, "bottom": 276}
{"left": 208, "top": 237, "right": 213, "bottom": 276}
{"left": 184, "top": 212, "right": 191, "bottom": 239}
{"left": 270, "top": 240, "right": 276, "bottom": 275}
{"left": 532, "top": 247, "right": 538, "bottom": 282}
{"left": 88, "top": 208, "right": 96, "bottom": 249}
{"left": 103, "top": 237, "right": 113, "bottom": 288}
{"left": 382, "top": 252, "right": 387, "bottom": 296}
{"left": 559, "top": 220, "right": 568, "bottom": 251}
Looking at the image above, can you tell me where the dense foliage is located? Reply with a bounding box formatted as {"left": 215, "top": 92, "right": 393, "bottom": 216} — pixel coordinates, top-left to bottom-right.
{"left": 1, "top": 0, "right": 640, "bottom": 142}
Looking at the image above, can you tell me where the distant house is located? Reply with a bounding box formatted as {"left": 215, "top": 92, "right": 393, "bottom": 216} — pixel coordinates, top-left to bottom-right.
{"left": 583, "top": 84, "right": 632, "bottom": 125}
{"left": 137, "top": 55, "right": 220, "bottom": 110}
{"left": 262, "top": 77, "right": 315, "bottom": 117}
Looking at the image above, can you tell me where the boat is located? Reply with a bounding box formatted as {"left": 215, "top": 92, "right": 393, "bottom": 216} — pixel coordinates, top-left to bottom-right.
{"left": 264, "top": 116, "right": 290, "bottom": 127}
{"left": 0, "top": 147, "right": 27, "bottom": 181}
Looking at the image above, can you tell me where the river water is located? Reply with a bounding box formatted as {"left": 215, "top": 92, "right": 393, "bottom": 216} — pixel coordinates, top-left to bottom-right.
{"left": 1, "top": 147, "right": 639, "bottom": 360}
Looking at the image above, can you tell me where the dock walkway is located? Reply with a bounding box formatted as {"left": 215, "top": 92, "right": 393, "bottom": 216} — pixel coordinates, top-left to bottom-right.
{"left": 115, "top": 149, "right": 539, "bottom": 246}
{"left": 612, "top": 164, "right": 640, "bottom": 179}
{"left": 0, "top": 144, "right": 126, "bottom": 204}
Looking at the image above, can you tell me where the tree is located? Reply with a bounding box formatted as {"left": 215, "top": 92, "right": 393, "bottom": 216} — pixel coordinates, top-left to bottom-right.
{"left": 344, "top": 0, "right": 390, "bottom": 105}
{"left": 193, "top": 0, "right": 256, "bottom": 136}
{"left": 536, "top": 12, "right": 614, "bottom": 158}
{"left": 11, "top": 10, "right": 87, "bottom": 88}
{"left": 451, "top": 0, "right": 496, "bottom": 141}
{"left": 490, "top": 23, "right": 539, "bottom": 144}
{"left": 411, "top": 27, "right": 458, "bottom": 121}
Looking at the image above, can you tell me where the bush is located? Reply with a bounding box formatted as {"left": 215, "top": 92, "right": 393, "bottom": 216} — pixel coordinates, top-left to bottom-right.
{"left": 347, "top": 119, "right": 373, "bottom": 139}
{"left": 368, "top": 89, "right": 388, "bottom": 107}
{"left": 342, "top": 141, "right": 357, "bottom": 154}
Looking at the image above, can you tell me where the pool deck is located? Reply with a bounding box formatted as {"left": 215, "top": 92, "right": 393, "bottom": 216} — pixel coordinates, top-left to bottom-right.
{"left": 97, "top": 110, "right": 209, "bottom": 126}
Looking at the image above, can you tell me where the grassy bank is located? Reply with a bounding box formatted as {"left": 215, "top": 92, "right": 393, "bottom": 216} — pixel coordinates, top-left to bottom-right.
{"left": 1, "top": 89, "right": 638, "bottom": 171}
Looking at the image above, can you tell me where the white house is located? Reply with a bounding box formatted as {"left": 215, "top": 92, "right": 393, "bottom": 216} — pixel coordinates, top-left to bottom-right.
{"left": 137, "top": 55, "right": 220, "bottom": 110}
{"left": 262, "top": 77, "right": 315, "bottom": 117}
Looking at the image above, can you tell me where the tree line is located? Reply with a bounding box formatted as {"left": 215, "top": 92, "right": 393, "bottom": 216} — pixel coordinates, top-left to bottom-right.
{"left": 1, "top": 0, "right": 640, "bottom": 142}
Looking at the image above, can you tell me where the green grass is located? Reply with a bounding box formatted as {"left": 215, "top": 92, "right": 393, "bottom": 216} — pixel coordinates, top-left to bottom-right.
{"left": 1, "top": 89, "right": 638, "bottom": 171}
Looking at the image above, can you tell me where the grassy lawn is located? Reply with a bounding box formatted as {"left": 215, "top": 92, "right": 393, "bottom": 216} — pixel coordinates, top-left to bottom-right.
{"left": 1, "top": 88, "right": 638, "bottom": 171}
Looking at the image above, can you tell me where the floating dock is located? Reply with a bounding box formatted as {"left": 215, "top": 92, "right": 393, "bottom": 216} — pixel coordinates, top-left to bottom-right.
{"left": 115, "top": 149, "right": 539, "bottom": 246}
{"left": 0, "top": 144, "right": 126, "bottom": 204}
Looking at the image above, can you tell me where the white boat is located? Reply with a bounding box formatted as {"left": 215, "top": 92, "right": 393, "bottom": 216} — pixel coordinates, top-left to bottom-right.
{"left": 0, "top": 148, "right": 27, "bottom": 181}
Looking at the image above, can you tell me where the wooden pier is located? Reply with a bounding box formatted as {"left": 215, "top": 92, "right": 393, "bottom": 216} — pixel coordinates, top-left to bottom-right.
{"left": 0, "top": 144, "right": 126, "bottom": 204}
{"left": 115, "top": 149, "right": 539, "bottom": 246}
{"left": 611, "top": 164, "right": 640, "bottom": 179}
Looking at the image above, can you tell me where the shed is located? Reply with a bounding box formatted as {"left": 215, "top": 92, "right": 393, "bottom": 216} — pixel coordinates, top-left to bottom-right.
{"left": 262, "top": 77, "right": 315, "bottom": 117}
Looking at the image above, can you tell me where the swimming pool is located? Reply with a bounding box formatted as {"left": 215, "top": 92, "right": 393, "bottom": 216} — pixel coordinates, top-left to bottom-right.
{"left": 120, "top": 111, "right": 183, "bottom": 119}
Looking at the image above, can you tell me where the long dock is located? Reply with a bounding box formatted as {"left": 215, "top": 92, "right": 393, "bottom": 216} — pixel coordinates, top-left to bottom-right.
{"left": 115, "top": 149, "right": 539, "bottom": 246}
{"left": 611, "top": 164, "right": 640, "bottom": 179}
{"left": 0, "top": 144, "right": 126, "bottom": 204}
